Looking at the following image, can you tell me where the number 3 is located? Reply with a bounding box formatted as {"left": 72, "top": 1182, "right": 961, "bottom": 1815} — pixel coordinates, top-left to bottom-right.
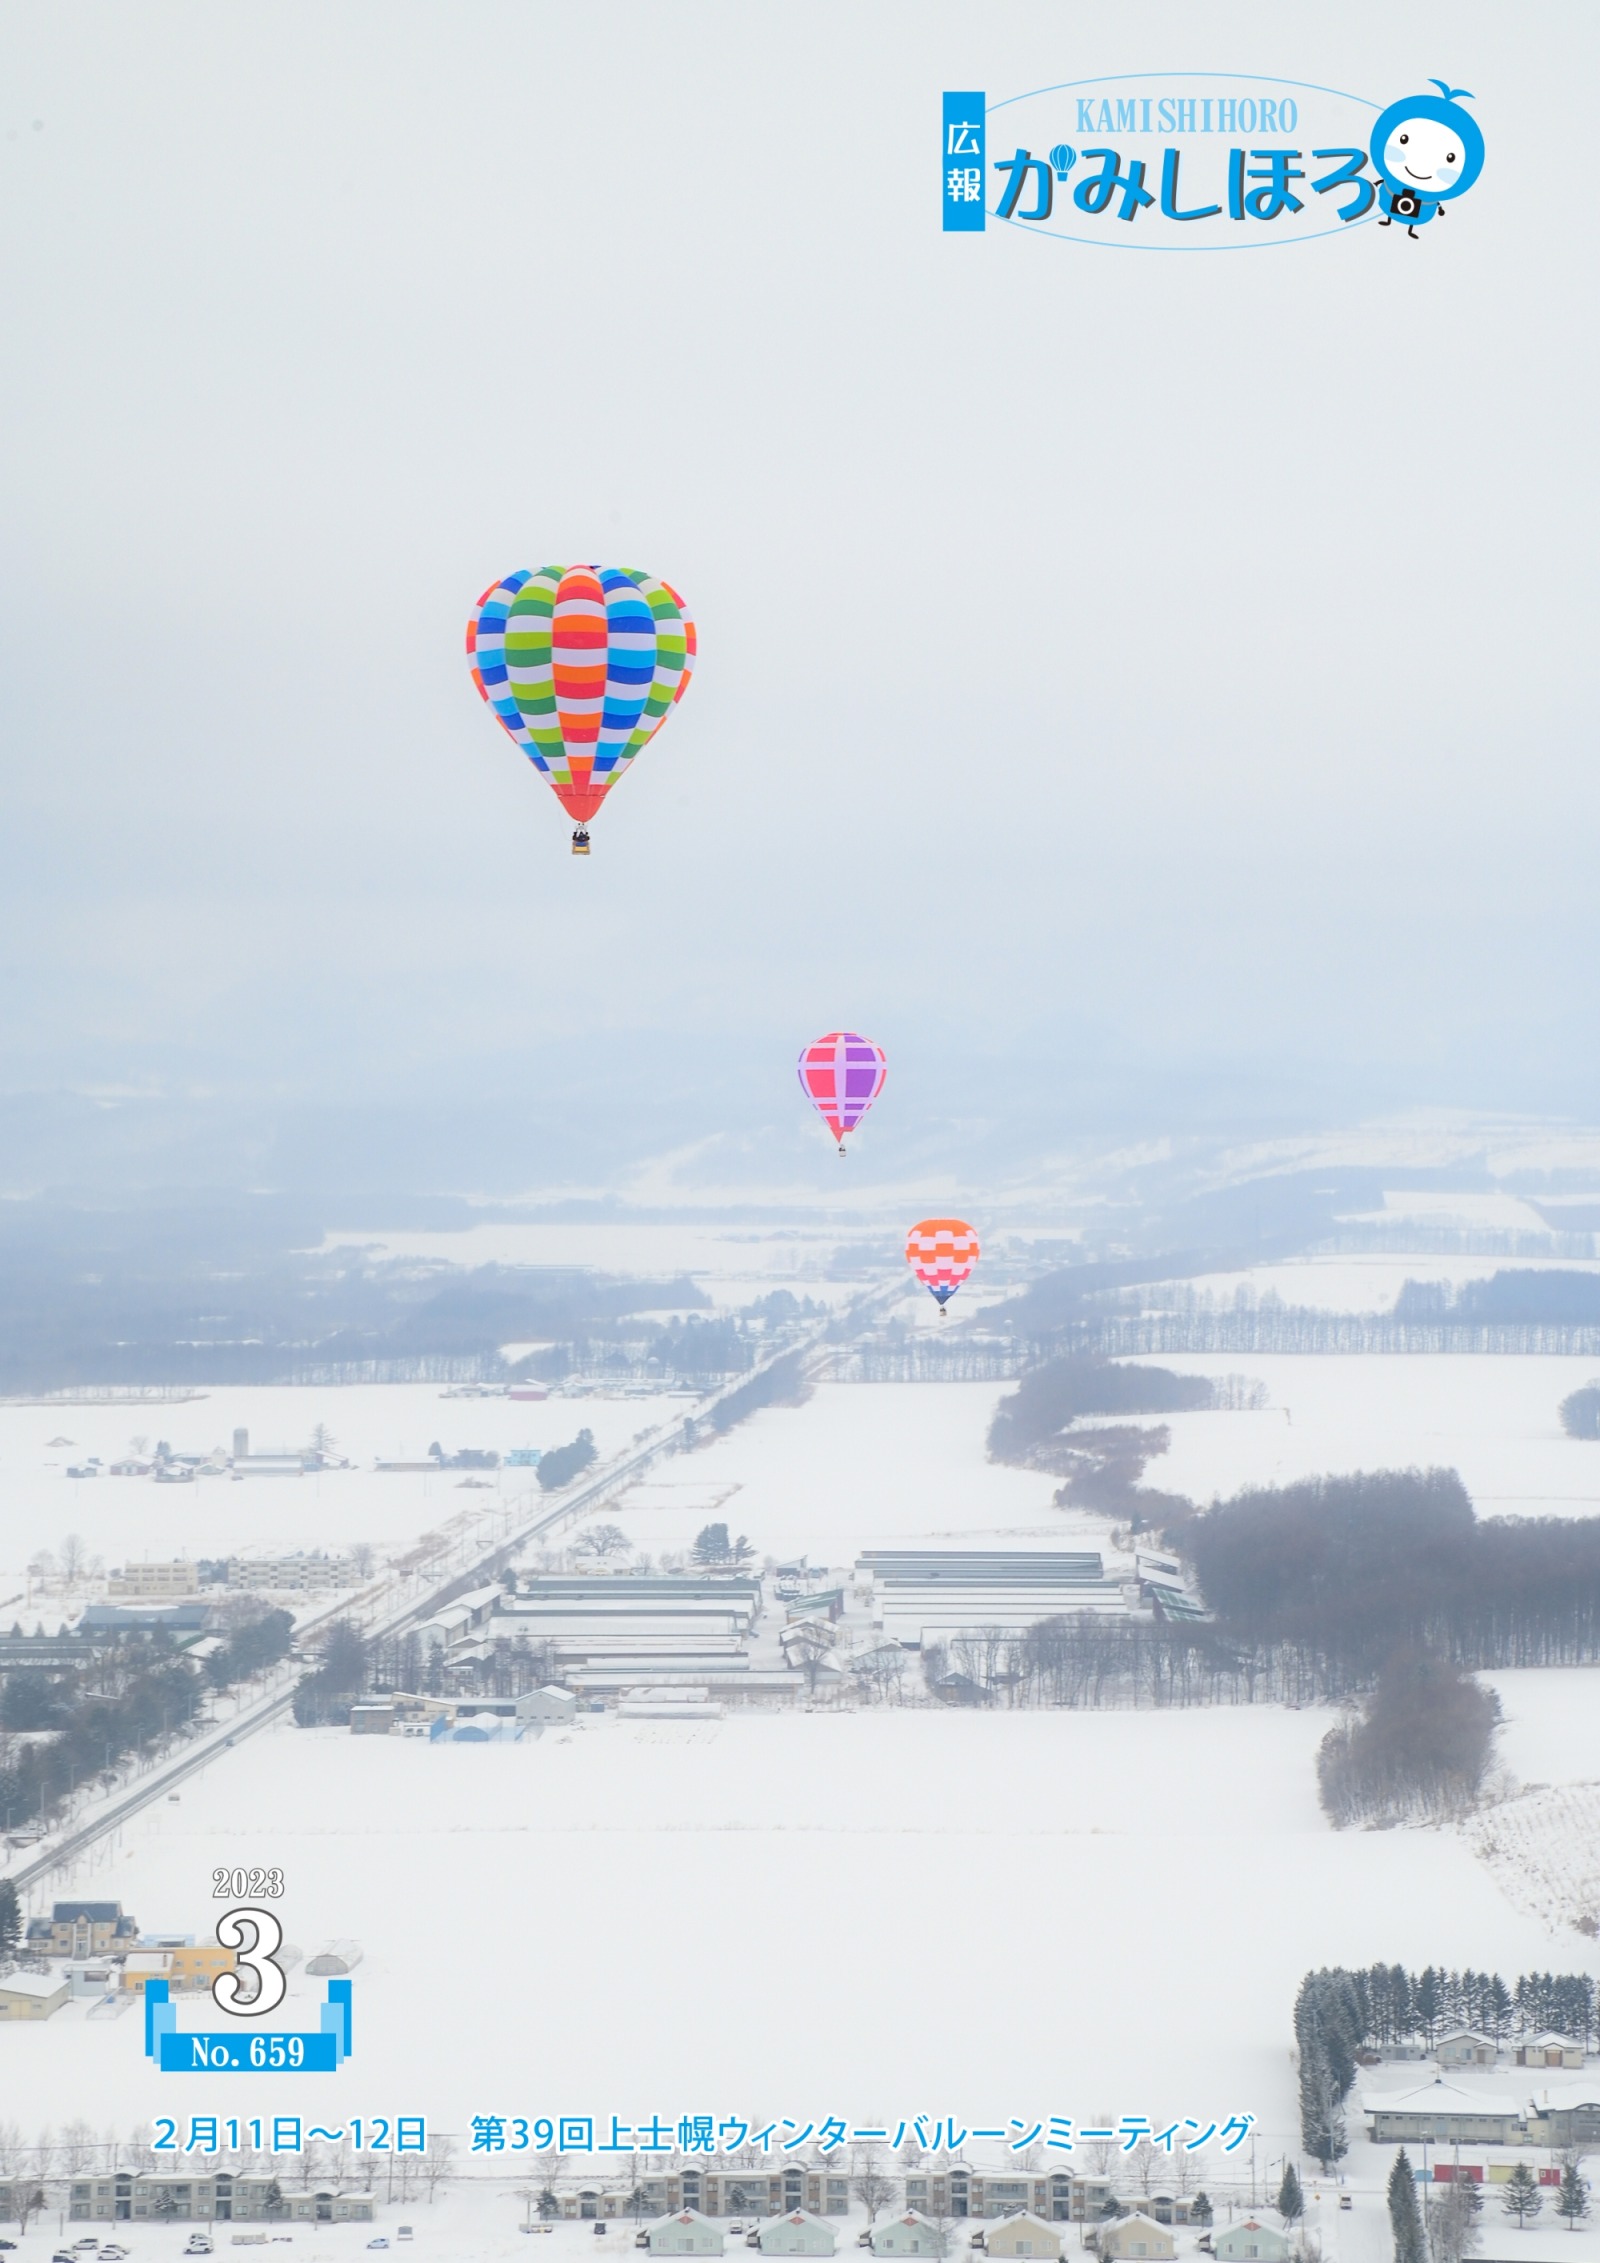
{"left": 212, "top": 1907, "right": 287, "bottom": 2018}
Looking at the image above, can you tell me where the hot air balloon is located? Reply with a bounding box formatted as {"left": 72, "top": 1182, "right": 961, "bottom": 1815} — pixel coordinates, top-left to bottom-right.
{"left": 798, "top": 1031, "right": 887, "bottom": 1155}
{"left": 467, "top": 564, "right": 695, "bottom": 853}
{"left": 906, "top": 1217, "right": 980, "bottom": 1311}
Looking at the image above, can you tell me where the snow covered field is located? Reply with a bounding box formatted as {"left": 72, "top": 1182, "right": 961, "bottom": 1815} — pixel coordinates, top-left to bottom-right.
{"left": 1129, "top": 1354, "right": 1600, "bottom": 1516}
{"left": 16, "top": 1676, "right": 1600, "bottom": 2170}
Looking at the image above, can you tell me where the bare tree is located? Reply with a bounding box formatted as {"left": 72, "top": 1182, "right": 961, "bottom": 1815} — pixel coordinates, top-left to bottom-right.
{"left": 573, "top": 1523, "right": 631, "bottom": 1562}
{"left": 851, "top": 2144, "right": 896, "bottom": 2223}
{"left": 60, "top": 2120, "right": 96, "bottom": 2175}
{"left": 349, "top": 1541, "right": 377, "bottom": 1579}
{"left": 424, "top": 2130, "right": 457, "bottom": 2202}
{"left": 57, "top": 1535, "right": 88, "bottom": 1585}
{"left": 1426, "top": 2186, "right": 1482, "bottom": 2263}
{"left": 12, "top": 2179, "right": 46, "bottom": 2236}
{"left": 1083, "top": 2117, "right": 1118, "bottom": 2180}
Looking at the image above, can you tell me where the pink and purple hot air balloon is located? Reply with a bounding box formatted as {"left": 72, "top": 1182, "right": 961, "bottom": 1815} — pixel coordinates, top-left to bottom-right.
{"left": 797, "top": 1031, "right": 887, "bottom": 1156}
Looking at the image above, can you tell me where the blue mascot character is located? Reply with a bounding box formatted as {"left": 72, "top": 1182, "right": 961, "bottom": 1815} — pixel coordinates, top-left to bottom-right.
{"left": 1370, "top": 80, "right": 1484, "bottom": 237}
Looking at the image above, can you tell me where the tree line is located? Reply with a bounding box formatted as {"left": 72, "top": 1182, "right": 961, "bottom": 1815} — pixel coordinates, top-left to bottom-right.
{"left": 1168, "top": 1468, "right": 1600, "bottom": 1681}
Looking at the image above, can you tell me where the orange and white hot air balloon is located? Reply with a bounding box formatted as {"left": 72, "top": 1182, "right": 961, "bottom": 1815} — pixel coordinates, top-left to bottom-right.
{"left": 906, "top": 1217, "right": 980, "bottom": 1310}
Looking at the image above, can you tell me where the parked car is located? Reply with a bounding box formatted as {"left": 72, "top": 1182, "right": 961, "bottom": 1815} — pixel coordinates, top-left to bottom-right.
{"left": 187, "top": 2239, "right": 216, "bottom": 2256}
{"left": 397, "top": 2232, "right": 414, "bottom": 2243}
{"left": 100, "top": 2251, "right": 130, "bottom": 2261}
{"left": 594, "top": 2225, "right": 608, "bottom": 2238}
{"left": 971, "top": 2238, "right": 987, "bottom": 2252}
{"left": 635, "top": 2235, "right": 651, "bottom": 2249}
{"left": 1339, "top": 2197, "right": 1353, "bottom": 2212}
{"left": 367, "top": 2245, "right": 390, "bottom": 2253}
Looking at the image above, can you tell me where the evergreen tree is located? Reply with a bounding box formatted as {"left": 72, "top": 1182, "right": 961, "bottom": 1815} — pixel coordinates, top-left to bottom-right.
{"left": 1389, "top": 2151, "right": 1425, "bottom": 2263}
{"left": 1416, "top": 1969, "right": 1443, "bottom": 2043}
{"left": 0, "top": 1876, "right": 20, "bottom": 1954}
{"left": 1502, "top": 2165, "right": 1544, "bottom": 2227}
{"left": 1556, "top": 2164, "right": 1590, "bottom": 2231}
{"left": 1191, "top": 2197, "right": 1213, "bottom": 2228}
{"left": 1279, "top": 2167, "right": 1305, "bottom": 2227}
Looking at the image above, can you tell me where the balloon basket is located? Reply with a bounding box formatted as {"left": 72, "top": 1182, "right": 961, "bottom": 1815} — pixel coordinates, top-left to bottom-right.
{"left": 571, "top": 842, "right": 591, "bottom": 857}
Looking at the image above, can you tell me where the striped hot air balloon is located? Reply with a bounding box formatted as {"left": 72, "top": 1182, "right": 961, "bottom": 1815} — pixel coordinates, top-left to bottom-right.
{"left": 467, "top": 563, "right": 695, "bottom": 844}
{"left": 906, "top": 1217, "right": 980, "bottom": 1309}
{"left": 798, "top": 1031, "right": 887, "bottom": 1155}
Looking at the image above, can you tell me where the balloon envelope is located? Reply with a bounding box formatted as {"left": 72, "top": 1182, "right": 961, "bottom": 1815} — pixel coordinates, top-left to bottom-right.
{"left": 467, "top": 563, "right": 695, "bottom": 824}
{"left": 906, "top": 1217, "right": 980, "bottom": 1305}
{"left": 798, "top": 1031, "right": 887, "bottom": 1149}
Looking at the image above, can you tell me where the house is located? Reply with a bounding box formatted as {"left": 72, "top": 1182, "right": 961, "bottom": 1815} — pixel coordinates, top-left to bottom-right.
{"left": 1215, "top": 2223, "right": 1291, "bottom": 2263}
{"left": 70, "top": 2172, "right": 373, "bottom": 2223}
{"left": 516, "top": 1685, "right": 579, "bottom": 1727}
{"left": 760, "top": 2212, "right": 838, "bottom": 2255}
{"left": 1097, "top": 2216, "right": 1177, "bottom": 2263}
{"left": 0, "top": 1970, "right": 69, "bottom": 2019}
{"left": 986, "top": 2214, "right": 1062, "bottom": 2259}
{"left": 27, "top": 1899, "right": 140, "bottom": 1957}
{"left": 351, "top": 1701, "right": 396, "bottom": 1734}
{"left": 873, "top": 2215, "right": 942, "bottom": 2257}
{"left": 650, "top": 2210, "right": 727, "bottom": 2254}
{"left": 1515, "top": 2032, "right": 1586, "bottom": 2069}
{"left": 1436, "top": 2029, "right": 1500, "bottom": 2068}
{"left": 121, "top": 1944, "right": 235, "bottom": 1994}
{"left": 1362, "top": 2077, "right": 1528, "bottom": 2145}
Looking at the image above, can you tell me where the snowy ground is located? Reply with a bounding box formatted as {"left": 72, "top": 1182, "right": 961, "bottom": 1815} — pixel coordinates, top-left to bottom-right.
{"left": 13, "top": 1677, "right": 1600, "bottom": 2199}
{"left": 560, "top": 1379, "right": 1076, "bottom": 1568}
{"left": 1126, "top": 1354, "right": 1600, "bottom": 1516}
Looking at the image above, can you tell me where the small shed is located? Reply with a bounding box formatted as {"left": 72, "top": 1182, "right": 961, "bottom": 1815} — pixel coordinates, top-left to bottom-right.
{"left": 650, "top": 2211, "right": 726, "bottom": 2255}
{"left": 1098, "top": 2217, "right": 1177, "bottom": 2263}
{"left": 760, "top": 2212, "right": 838, "bottom": 2255}
{"left": 873, "top": 2215, "right": 941, "bottom": 2257}
{"left": 306, "top": 1939, "right": 363, "bottom": 1975}
{"left": 987, "top": 2215, "right": 1061, "bottom": 2259}
{"left": 1215, "top": 2223, "right": 1291, "bottom": 2263}
{"left": 1435, "top": 2029, "right": 1499, "bottom": 2067}
{"left": 517, "top": 1684, "right": 578, "bottom": 1727}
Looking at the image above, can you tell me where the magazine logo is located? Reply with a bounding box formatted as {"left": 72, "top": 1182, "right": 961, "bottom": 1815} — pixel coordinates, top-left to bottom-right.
{"left": 942, "top": 74, "right": 1485, "bottom": 249}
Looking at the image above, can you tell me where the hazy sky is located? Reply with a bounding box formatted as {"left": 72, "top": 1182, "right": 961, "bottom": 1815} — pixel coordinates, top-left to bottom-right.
{"left": 1, "top": 1, "right": 1596, "bottom": 1189}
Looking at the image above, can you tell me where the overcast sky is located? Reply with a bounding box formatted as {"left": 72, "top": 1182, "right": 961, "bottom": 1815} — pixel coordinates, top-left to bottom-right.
{"left": 1, "top": 1, "right": 1596, "bottom": 1193}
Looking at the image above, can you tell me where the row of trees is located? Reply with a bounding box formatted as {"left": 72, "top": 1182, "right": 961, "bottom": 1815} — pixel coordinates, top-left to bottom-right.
{"left": 702, "top": 1349, "right": 814, "bottom": 1437}
{"left": 1355, "top": 1962, "right": 1597, "bottom": 2048}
